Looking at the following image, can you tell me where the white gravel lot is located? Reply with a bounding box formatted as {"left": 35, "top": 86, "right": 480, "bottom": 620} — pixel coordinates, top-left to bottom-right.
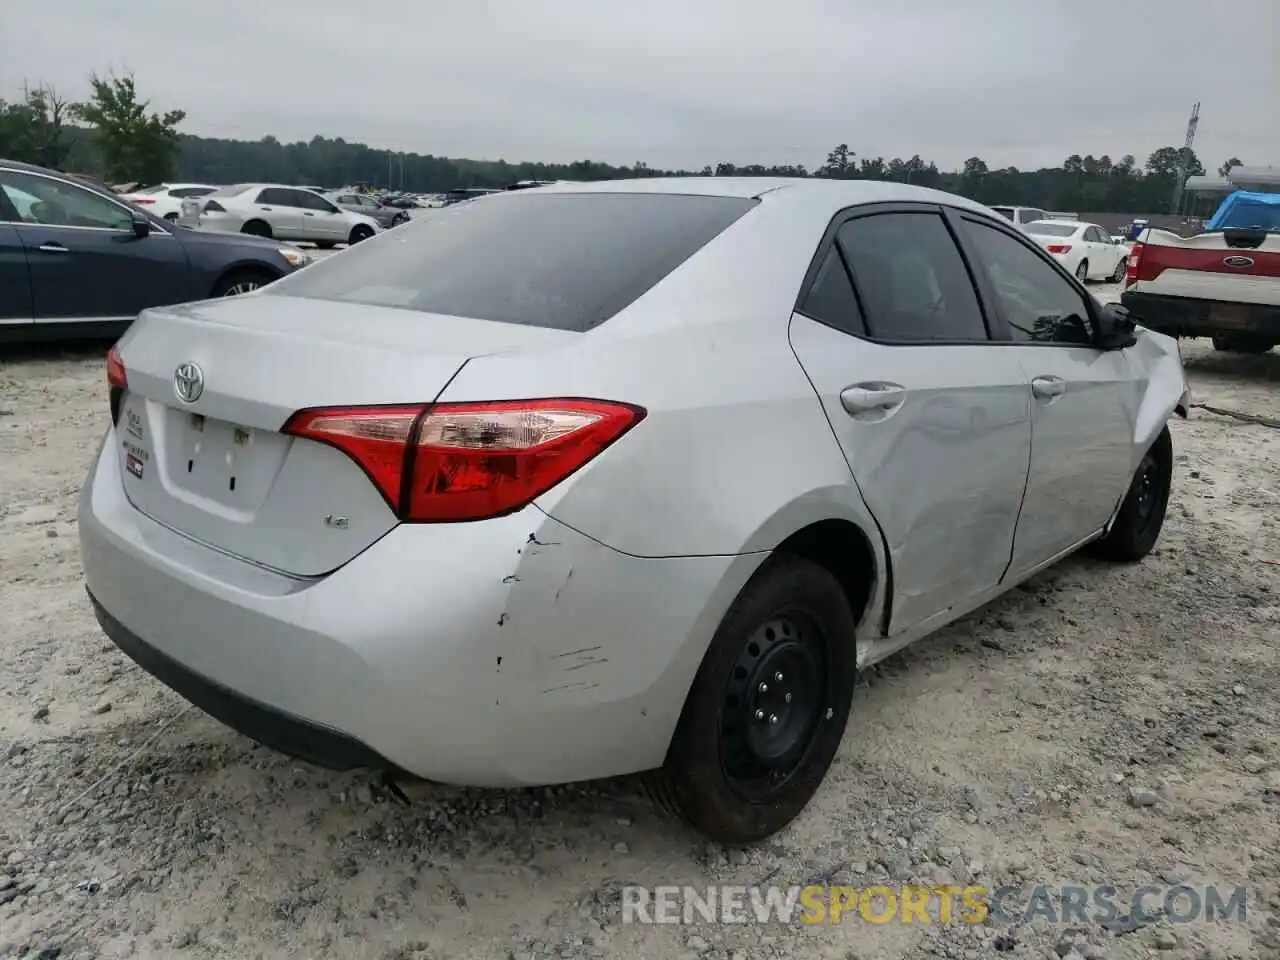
{"left": 1, "top": 283, "right": 1279, "bottom": 960}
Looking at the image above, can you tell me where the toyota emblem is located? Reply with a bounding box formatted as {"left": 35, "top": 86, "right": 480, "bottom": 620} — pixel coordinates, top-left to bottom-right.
{"left": 173, "top": 362, "right": 205, "bottom": 403}
{"left": 1222, "top": 255, "right": 1254, "bottom": 268}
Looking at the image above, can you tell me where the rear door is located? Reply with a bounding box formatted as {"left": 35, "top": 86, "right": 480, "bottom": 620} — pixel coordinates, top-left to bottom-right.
{"left": 788, "top": 204, "right": 1032, "bottom": 634}
{"left": 0, "top": 216, "right": 33, "bottom": 325}
{"left": 0, "top": 168, "right": 190, "bottom": 322}
{"left": 956, "top": 213, "right": 1136, "bottom": 575}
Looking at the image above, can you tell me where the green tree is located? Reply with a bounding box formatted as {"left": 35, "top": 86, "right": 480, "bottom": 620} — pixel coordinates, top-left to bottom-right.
{"left": 72, "top": 73, "right": 186, "bottom": 183}
{"left": 0, "top": 84, "right": 73, "bottom": 168}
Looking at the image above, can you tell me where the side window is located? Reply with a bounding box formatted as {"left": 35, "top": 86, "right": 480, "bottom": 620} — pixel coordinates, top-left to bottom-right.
{"left": 257, "top": 188, "right": 290, "bottom": 205}
{"left": 797, "top": 245, "right": 866, "bottom": 337}
{"left": 0, "top": 170, "right": 132, "bottom": 230}
{"left": 295, "top": 191, "right": 337, "bottom": 212}
{"left": 836, "top": 213, "right": 988, "bottom": 342}
{"left": 962, "top": 220, "right": 1094, "bottom": 346}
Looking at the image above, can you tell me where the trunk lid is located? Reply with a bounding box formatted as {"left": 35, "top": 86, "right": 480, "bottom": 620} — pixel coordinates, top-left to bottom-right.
{"left": 113, "top": 295, "right": 578, "bottom": 576}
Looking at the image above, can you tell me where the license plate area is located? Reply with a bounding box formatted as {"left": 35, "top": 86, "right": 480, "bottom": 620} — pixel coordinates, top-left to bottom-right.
{"left": 156, "top": 406, "right": 291, "bottom": 510}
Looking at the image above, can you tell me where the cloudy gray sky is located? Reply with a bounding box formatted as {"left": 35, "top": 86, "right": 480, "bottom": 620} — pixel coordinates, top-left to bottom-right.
{"left": 3, "top": 0, "right": 1277, "bottom": 172}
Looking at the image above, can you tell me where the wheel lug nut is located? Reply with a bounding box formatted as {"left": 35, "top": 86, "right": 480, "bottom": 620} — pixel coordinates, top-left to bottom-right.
{"left": 768, "top": 714, "right": 779, "bottom": 725}
{"left": 785, "top": 693, "right": 792, "bottom": 704}
{"left": 754, "top": 710, "right": 765, "bottom": 721}
{"left": 758, "top": 683, "right": 768, "bottom": 693}
{"left": 775, "top": 672, "right": 783, "bottom": 682}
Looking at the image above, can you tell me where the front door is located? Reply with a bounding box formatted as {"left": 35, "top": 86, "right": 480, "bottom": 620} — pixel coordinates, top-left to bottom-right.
{"left": 956, "top": 214, "right": 1137, "bottom": 575}
{"left": 0, "top": 168, "right": 190, "bottom": 321}
{"left": 788, "top": 206, "right": 1033, "bottom": 633}
{"left": 252, "top": 188, "right": 304, "bottom": 240}
{"left": 295, "top": 190, "right": 349, "bottom": 241}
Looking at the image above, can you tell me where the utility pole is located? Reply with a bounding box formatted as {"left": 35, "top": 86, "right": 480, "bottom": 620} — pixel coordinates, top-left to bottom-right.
{"left": 1170, "top": 101, "right": 1200, "bottom": 214}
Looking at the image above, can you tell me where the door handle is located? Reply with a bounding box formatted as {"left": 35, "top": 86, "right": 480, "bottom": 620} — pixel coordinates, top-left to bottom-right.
{"left": 260, "top": 206, "right": 273, "bottom": 211}
{"left": 1031, "top": 376, "right": 1067, "bottom": 400}
{"left": 37, "top": 242, "right": 68, "bottom": 253}
{"left": 303, "top": 212, "right": 315, "bottom": 216}
{"left": 840, "top": 383, "right": 907, "bottom": 415}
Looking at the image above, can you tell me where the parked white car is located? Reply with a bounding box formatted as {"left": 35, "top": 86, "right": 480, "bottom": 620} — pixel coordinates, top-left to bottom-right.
{"left": 1025, "top": 220, "right": 1129, "bottom": 283}
{"left": 990, "top": 205, "right": 1050, "bottom": 231}
{"left": 120, "top": 183, "right": 219, "bottom": 222}
{"left": 182, "top": 183, "right": 380, "bottom": 247}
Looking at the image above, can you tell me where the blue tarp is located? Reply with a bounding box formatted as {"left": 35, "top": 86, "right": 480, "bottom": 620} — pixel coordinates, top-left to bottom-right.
{"left": 1206, "top": 190, "right": 1280, "bottom": 231}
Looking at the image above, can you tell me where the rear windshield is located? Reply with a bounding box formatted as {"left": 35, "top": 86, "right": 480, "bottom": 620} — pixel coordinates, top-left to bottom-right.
{"left": 1026, "top": 222, "right": 1077, "bottom": 237}
{"left": 207, "top": 184, "right": 254, "bottom": 198}
{"left": 991, "top": 206, "right": 1014, "bottom": 221}
{"left": 268, "top": 192, "right": 757, "bottom": 330}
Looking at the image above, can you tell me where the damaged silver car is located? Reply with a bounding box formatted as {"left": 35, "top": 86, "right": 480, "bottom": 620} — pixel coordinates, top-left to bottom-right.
{"left": 78, "top": 179, "right": 1189, "bottom": 845}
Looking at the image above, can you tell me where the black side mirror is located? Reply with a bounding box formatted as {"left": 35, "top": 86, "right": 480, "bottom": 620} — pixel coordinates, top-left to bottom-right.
{"left": 1094, "top": 302, "right": 1138, "bottom": 350}
{"left": 130, "top": 213, "right": 152, "bottom": 238}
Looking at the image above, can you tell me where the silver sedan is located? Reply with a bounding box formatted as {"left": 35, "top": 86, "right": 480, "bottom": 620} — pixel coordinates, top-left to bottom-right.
{"left": 79, "top": 177, "right": 1188, "bottom": 843}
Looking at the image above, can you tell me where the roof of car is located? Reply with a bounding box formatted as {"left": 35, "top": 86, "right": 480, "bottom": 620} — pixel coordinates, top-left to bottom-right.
{"left": 513, "top": 176, "right": 997, "bottom": 214}
{"left": 1025, "top": 219, "right": 1090, "bottom": 229}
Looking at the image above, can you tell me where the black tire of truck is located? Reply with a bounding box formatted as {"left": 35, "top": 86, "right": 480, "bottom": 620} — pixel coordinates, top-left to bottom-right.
{"left": 1212, "top": 334, "right": 1275, "bottom": 354}
{"left": 1088, "top": 426, "right": 1173, "bottom": 563}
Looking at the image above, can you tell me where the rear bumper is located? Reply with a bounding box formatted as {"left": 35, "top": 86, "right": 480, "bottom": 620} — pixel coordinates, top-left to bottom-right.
{"left": 78, "top": 428, "right": 758, "bottom": 786}
{"left": 1121, "top": 290, "right": 1280, "bottom": 340}
{"left": 89, "top": 592, "right": 390, "bottom": 771}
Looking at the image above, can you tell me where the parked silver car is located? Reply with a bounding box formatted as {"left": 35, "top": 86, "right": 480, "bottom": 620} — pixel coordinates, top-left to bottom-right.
{"left": 182, "top": 183, "right": 380, "bottom": 248}
{"left": 80, "top": 178, "right": 1188, "bottom": 842}
{"left": 324, "top": 191, "right": 410, "bottom": 229}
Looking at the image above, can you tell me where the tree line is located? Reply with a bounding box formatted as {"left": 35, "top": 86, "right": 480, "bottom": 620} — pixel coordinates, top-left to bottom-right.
{"left": 0, "top": 73, "right": 1245, "bottom": 215}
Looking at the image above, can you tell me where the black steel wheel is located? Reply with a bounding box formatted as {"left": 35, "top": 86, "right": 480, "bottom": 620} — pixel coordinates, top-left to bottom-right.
{"left": 647, "top": 555, "right": 858, "bottom": 843}
{"left": 1089, "top": 426, "right": 1173, "bottom": 562}
{"left": 720, "top": 613, "right": 827, "bottom": 801}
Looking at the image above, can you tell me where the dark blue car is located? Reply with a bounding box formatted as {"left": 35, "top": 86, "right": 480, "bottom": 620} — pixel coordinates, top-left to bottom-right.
{"left": 0, "top": 159, "right": 311, "bottom": 342}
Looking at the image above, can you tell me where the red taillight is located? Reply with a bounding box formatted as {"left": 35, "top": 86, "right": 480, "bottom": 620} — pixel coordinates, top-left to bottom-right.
{"left": 131, "top": 197, "right": 155, "bottom": 205}
{"left": 283, "top": 398, "right": 645, "bottom": 522}
{"left": 106, "top": 345, "right": 127, "bottom": 389}
{"left": 1045, "top": 244, "right": 1072, "bottom": 254}
{"left": 1124, "top": 242, "right": 1144, "bottom": 287}
{"left": 203, "top": 200, "right": 225, "bottom": 213}
{"left": 106, "top": 344, "right": 127, "bottom": 425}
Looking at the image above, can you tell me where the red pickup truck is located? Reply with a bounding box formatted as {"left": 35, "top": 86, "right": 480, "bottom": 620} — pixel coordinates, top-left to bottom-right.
{"left": 1121, "top": 191, "right": 1280, "bottom": 354}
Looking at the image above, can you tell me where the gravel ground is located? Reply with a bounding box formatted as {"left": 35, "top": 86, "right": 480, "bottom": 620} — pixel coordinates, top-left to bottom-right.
{"left": 1, "top": 285, "right": 1279, "bottom": 960}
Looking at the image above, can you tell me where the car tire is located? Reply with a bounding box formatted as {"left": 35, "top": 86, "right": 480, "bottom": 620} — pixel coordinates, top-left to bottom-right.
{"left": 646, "top": 554, "right": 857, "bottom": 844}
{"left": 1088, "top": 426, "right": 1173, "bottom": 563}
{"left": 163, "top": 212, "right": 180, "bottom": 223}
{"left": 1211, "top": 334, "right": 1274, "bottom": 354}
{"left": 212, "top": 269, "right": 276, "bottom": 298}
{"left": 241, "top": 220, "right": 272, "bottom": 238}
{"left": 1110, "top": 257, "right": 1127, "bottom": 282}
{"left": 348, "top": 225, "right": 375, "bottom": 244}
{"left": 314, "top": 241, "right": 336, "bottom": 250}
{"left": 1075, "top": 259, "right": 1090, "bottom": 282}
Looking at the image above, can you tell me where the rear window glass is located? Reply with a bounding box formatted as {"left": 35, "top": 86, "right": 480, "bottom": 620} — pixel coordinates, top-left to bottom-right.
{"left": 268, "top": 192, "right": 758, "bottom": 330}
{"left": 1026, "top": 222, "right": 1077, "bottom": 237}
{"left": 991, "top": 207, "right": 1015, "bottom": 221}
{"left": 207, "top": 184, "right": 254, "bottom": 198}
